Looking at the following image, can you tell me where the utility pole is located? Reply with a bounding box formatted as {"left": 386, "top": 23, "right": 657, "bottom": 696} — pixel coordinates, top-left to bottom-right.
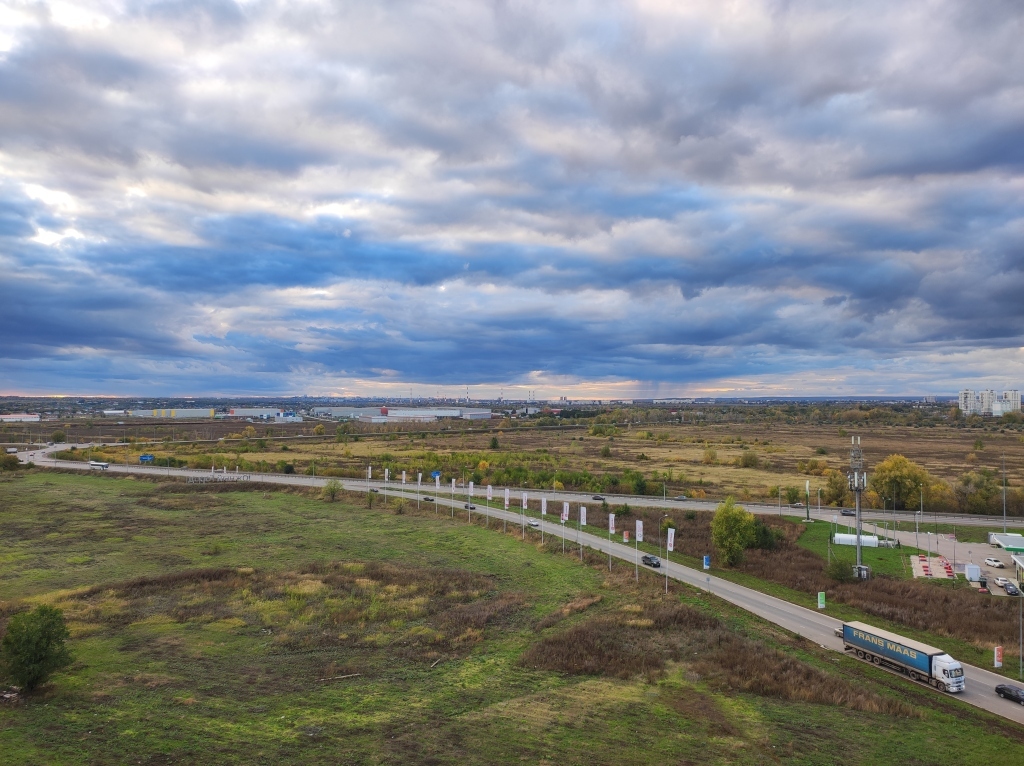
{"left": 1004, "top": 454, "right": 1008, "bottom": 535}
{"left": 848, "top": 436, "right": 867, "bottom": 573}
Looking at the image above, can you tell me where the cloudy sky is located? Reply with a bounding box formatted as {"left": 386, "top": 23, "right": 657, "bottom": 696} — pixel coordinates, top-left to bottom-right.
{"left": 2, "top": 0, "right": 1023, "bottom": 398}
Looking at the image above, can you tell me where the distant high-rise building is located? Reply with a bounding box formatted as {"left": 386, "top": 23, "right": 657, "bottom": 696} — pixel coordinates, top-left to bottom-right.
{"left": 959, "top": 388, "right": 1020, "bottom": 416}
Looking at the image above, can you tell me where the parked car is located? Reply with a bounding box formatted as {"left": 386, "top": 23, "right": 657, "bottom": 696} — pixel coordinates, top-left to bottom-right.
{"left": 1005, "top": 584, "right": 1020, "bottom": 596}
{"left": 840, "top": 509, "right": 856, "bottom": 517}
{"left": 993, "top": 577, "right": 1010, "bottom": 588}
{"left": 528, "top": 519, "right": 540, "bottom": 528}
{"left": 592, "top": 495, "right": 605, "bottom": 501}
{"left": 996, "top": 684, "right": 1024, "bottom": 704}
{"left": 641, "top": 554, "right": 661, "bottom": 568}
{"left": 985, "top": 557, "right": 1006, "bottom": 568}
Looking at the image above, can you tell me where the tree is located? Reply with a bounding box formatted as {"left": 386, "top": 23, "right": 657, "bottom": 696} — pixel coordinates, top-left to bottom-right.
{"left": 702, "top": 448, "right": 717, "bottom": 465}
{"left": 322, "top": 479, "right": 342, "bottom": 502}
{"left": 822, "top": 469, "right": 849, "bottom": 506}
{"left": 600, "top": 445, "right": 612, "bottom": 457}
{"left": 711, "top": 497, "right": 755, "bottom": 566}
{"left": 243, "top": 426, "right": 257, "bottom": 438}
{"left": 313, "top": 424, "right": 326, "bottom": 436}
{"left": 50, "top": 430, "right": 66, "bottom": 443}
{"left": 1, "top": 605, "right": 72, "bottom": 691}
{"left": 868, "top": 454, "right": 933, "bottom": 510}
{"left": 1, "top": 454, "right": 19, "bottom": 472}
{"left": 489, "top": 437, "right": 499, "bottom": 449}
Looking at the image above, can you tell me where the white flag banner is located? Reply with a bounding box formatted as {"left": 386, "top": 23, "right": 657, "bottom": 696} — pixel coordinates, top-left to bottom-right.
{"left": 402, "top": 471, "right": 406, "bottom": 485}
{"left": 435, "top": 476, "right": 440, "bottom": 489}
{"left": 667, "top": 527, "right": 675, "bottom": 552}
{"left": 580, "top": 507, "right": 587, "bottom": 526}
{"left": 504, "top": 488, "right": 510, "bottom": 509}
{"left": 367, "top": 466, "right": 372, "bottom": 479}
{"left": 522, "top": 492, "right": 528, "bottom": 509}
{"left": 636, "top": 519, "right": 644, "bottom": 542}
{"left": 541, "top": 497, "right": 547, "bottom": 515}
{"left": 384, "top": 468, "right": 389, "bottom": 482}
{"left": 487, "top": 485, "right": 493, "bottom": 501}
{"left": 561, "top": 502, "right": 569, "bottom": 522}
{"left": 469, "top": 481, "right": 474, "bottom": 497}
{"left": 417, "top": 472, "right": 422, "bottom": 488}
{"left": 451, "top": 478, "right": 455, "bottom": 493}
{"left": 609, "top": 513, "right": 615, "bottom": 534}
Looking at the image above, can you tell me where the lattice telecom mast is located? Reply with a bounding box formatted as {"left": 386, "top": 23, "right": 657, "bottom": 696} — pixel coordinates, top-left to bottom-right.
{"left": 848, "top": 436, "right": 868, "bottom": 572}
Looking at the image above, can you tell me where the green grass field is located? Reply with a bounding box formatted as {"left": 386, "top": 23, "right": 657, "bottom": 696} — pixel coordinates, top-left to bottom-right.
{"left": 2, "top": 471, "right": 1024, "bottom": 765}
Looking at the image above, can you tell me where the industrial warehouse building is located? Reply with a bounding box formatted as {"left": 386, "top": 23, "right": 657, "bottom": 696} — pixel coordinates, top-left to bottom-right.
{"left": 312, "top": 406, "right": 493, "bottom": 423}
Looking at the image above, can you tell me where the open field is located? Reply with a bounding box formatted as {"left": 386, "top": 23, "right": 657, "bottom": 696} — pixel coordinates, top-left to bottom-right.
{"left": 43, "top": 412, "right": 1024, "bottom": 516}
{"left": 3, "top": 472, "right": 1024, "bottom": 764}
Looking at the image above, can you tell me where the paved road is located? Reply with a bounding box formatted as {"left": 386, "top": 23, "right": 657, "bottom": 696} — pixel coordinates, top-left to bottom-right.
{"left": 17, "top": 446, "right": 1024, "bottom": 724}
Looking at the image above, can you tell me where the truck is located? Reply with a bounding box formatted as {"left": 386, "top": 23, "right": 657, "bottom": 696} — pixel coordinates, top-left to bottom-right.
{"left": 835, "top": 621, "right": 965, "bottom": 693}
{"left": 5, "top": 448, "right": 18, "bottom": 454}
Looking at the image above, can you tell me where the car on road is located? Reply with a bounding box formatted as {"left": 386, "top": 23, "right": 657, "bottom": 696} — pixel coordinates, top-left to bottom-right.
{"left": 463, "top": 503, "right": 476, "bottom": 510}
{"left": 1006, "top": 584, "right": 1021, "bottom": 596}
{"left": 423, "top": 496, "right": 434, "bottom": 502}
{"left": 791, "top": 502, "right": 804, "bottom": 508}
{"left": 671, "top": 495, "right": 687, "bottom": 501}
{"left": 985, "top": 557, "right": 1006, "bottom": 568}
{"left": 592, "top": 495, "right": 605, "bottom": 501}
{"left": 641, "top": 554, "right": 661, "bottom": 568}
{"left": 369, "top": 488, "right": 379, "bottom": 493}
{"left": 996, "top": 684, "right": 1024, "bottom": 704}
{"left": 840, "top": 509, "right": 856, "bottom": 517}
{"left": 528, "top": 519, "right": 540, "bottom": 528}
{"left": 994, "top": 577, "right": 1010, "bottom": 588}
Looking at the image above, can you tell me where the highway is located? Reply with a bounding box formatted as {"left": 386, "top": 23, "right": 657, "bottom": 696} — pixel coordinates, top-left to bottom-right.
{"left": 15, "top": 445, "right": 1024, "bottom": 725}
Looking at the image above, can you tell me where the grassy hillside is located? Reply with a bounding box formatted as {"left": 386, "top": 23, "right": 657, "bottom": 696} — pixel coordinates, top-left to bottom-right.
{"left": 1, "top": 471, "right": 1023, "bottom": 764}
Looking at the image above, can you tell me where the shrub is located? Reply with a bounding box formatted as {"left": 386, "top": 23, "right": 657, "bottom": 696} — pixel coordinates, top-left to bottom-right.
{"left": 702, "top": 448, "right": 717, "bottom": 465}
{"left": 0, "top": 454, "right": 19, "bottom": 471}
{"left": 1, "top": 605, "right": 72, "bottom": 691}
{"left": 489, "top": 437, "right": 499, "bottom": 449}
{"left": 749, "top": 519, "right": 779, "bottom": 551}
{"left": 600, "top": 445, "right": 612, "bottom": 457}
{"left": 825, "top": 556, "right": 856, "bottom": 583}
{"left": 322, "top": 479, "right": 342, "bottom": 502}
{"left": 738, "top": 451, "right": 758, "bottom": 468}
{"left": 711, "top": 497, "right": 754, "bottom": 566}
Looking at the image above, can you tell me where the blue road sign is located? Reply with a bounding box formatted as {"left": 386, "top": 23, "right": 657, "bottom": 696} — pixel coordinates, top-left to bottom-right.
{"left": 431, "top": 470, "right": 442, "bottom": 478}
{"left": 140, "top": 454, "right": 155, "bottom": 463}
{"left": 703, "top": 555, "right": 710, "bottom": 570}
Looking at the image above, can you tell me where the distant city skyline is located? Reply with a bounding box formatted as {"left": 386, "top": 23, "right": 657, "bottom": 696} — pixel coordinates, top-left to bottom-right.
{"left": 3, "top": 2, "right": 1023, "bottom": 396}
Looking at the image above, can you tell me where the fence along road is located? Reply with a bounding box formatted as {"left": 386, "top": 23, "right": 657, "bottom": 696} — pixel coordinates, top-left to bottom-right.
{"left": 19, "top": 449, "right": 1024, "bottom": 725}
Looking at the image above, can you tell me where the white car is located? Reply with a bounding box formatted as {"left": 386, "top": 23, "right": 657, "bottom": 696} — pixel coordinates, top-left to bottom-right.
{"left": 985, "top": 558, "right": 1006, "bottom": 568}
{"left": 528, "top": 519, "right": 540, "bottom": 528}
{"left": 993, "top": 577, "right": 1010, "bottom": 588}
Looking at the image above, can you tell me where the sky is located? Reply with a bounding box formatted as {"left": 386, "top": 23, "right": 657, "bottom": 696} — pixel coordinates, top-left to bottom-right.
{"left": 2, "top": 0, "right": 1023, "bottom": 399}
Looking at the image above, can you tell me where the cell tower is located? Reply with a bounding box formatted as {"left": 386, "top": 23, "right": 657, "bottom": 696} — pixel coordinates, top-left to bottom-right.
{"left": 847, "top": 436, "right": 869, "bottom": 578}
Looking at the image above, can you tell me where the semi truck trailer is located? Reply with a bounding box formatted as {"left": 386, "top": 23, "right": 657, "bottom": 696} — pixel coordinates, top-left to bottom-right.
{"left": 835, "top": 621, "right": 965, "bottom": 693}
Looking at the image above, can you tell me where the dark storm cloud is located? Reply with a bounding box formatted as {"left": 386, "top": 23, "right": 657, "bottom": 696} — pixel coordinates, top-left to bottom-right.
{"left": 2, "top": 0, "right": 1024, "bottom": 394}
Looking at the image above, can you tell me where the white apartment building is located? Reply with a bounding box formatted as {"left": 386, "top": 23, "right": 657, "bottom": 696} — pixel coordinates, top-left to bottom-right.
{"left": 959, "top": 389, "right": 1021, "bottom": 416}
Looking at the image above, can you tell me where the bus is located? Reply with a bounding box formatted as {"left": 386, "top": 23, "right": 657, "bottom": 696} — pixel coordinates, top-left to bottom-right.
{"left": 88, "top": 460, "right": 109, "bottom": 470}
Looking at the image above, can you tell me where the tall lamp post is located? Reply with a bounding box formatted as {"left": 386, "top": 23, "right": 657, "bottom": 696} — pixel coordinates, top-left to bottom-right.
{"left": 847, "top": 436, "right": 867, "bottom": 572}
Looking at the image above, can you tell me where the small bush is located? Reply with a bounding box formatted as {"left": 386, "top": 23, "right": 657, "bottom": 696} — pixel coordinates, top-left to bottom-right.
{"left": 825, "top": 557, "right": 856, "bottom": 583}
{"left": 1, "top": 605, "right": 72, "bottom": 691}
{"left": 600, "top": 445, "right": 612, "bottom": 457}
{"left": 489, "top": 437, "right": 499, "bottom": 449}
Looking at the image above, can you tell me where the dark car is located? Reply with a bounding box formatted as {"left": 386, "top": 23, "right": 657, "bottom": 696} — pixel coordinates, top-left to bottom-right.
{"left": 464, "top": 503, "right": 476, "bottom": 510}
{"left": 1005, "top": 583, "right": 1020, "bottom": 596}
{"left": 641, "top": 554, "right": 661, "bottom": 568}
{"left": 996, "top": 684, "right": 1024, "bottom": 704}
{"left": 592, "top": 495, "right": 605, "bottom": 501}
{"left": 840, "top": 509, "right": 856, "bottom": 517}
{"left": 423, "top": 496, "right": 434, "bottom": 502}
{"left": 369, "top": 488, "right": 379, "bottom": 493}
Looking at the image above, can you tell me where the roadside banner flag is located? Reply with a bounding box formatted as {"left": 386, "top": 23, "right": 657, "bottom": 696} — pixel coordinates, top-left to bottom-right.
{"left": 541, "top": 497, "right": 547, "bottom": 515}
{"left": 417, "top": 473, "right": 422, "bottom": 488}
{"left": 522, "top": 492, "right": 528, "bottom": 509}
{"left": 384, "top": 468, "right": 389, "bottom": 482}
{"left": 435, "top": 475, "right": 440, "bottom": 489}
{"left": 402, "top": 471, "right": 406, "bottom": 485}
{"left": 580, "top": 507, "right": 587, "bottom": 526}
{"left": 451, "top": 478, "right": 455, "bottom": 493}
{"left": 504, "top": 488, "right": 510, "bottom": 509}
{"left": 609, "top": 513, "right": 615, "bottom": 534}
{"left": 636, "top": 519, "right": 643, "bottom": 542}
{"left": 667, "top": 527, "right": 675, "bottom": 552}
{"left": 469, "top": 481, "right": 474, "bottom": 497}
{"left": 703, "top": 555, "right": 710, "bottom": 570}
{"left": 562, "top": 501, "right": 569, "bottom": 522}
{"left": 487, "top": 485, "right": 493, "bottom": 501}
{"left": 995, "top": 646, "right": 1004, "bottom": 668}
{"left": 367, "top": 466, "right": 372, "bottom": 479}
{"left": 817, "top": 592, "right": 825, "bottom": 610}
{"left": 623, "top": 530, "right": 629, "bottom": 543}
